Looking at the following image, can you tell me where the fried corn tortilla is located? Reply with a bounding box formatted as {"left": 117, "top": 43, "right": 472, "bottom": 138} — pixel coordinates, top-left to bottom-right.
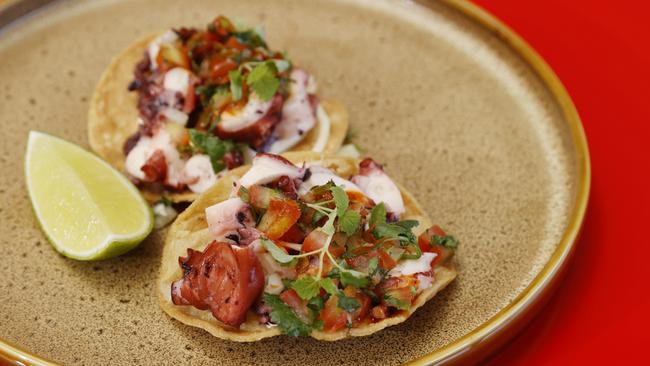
{"left": 158, "top": 151, "right": 457, "bottom": 341}
{"left": 88, "top": 34, "right": 349, "bottom": 203}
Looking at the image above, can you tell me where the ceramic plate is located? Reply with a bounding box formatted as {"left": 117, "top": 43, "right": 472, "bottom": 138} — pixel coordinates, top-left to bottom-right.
{"left": 0, "top": 0, "right": 589, "bottom": 364}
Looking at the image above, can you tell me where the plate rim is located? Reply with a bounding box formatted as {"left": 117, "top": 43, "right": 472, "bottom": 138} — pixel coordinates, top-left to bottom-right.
{"left": 404, "top": 0, "right": 590, "bottom": 365}
{"left": 0, "top": 0, "right": 590, "bottom": 365}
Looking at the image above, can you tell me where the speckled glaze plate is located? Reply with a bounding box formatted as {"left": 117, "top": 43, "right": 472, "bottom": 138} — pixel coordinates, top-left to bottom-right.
{"left": 0, "top": 0, "right": 589, "bottom": 365}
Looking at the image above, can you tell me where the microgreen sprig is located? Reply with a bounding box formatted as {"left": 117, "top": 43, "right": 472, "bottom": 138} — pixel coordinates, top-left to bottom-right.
{"left": 263, "top": 183, "right": 367, "bottom": 303}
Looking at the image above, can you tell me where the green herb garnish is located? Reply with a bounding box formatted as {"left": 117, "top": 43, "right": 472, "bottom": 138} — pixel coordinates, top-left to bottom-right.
{"left": 228, "top": 70, "right": 243, "bottom": 101}
{"left": 246, "top": 61, "right": 280, "bottom": 101}
{"left": 433, "top": 234, "right": 459, "bottom": 248}
{"left": 263, "top": 293, "right": 313, "bottom": 337}
{"left": 187, "top": 129, "right": 235, "bottom": 172}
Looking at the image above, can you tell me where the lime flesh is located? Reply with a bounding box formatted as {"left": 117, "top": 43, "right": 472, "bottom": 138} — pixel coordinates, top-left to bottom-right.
{"left": 25, "top": 131, "right": 153, "bottom": 260}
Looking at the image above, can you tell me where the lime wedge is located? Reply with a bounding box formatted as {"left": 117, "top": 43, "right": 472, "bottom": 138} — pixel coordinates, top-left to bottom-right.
{"left": 25, "top": 131, "right": 153, "bottom": 260}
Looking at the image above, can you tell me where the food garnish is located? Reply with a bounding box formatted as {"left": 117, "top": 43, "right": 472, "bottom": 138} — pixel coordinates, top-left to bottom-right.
{"left": 25, "top": 131, "right": 152, "bottom": 260}
{"left": 166, "top": 153, "right": 457, "bottom": 337}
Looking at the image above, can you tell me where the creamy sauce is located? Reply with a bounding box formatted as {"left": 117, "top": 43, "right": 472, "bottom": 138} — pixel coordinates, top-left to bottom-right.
{"left": 267, "top": 69, "right": 317, "bottom": 153}
{"left": 182, "top": 154, "right": 216, "bottom": 193}
{"left": 219, "top": 92, "right": 272, "bottom": 132}
{"left": 352, "top": 170, "right": 405, "bottom": 215}
{"left": 297, "top": 166, "right": 362, "bottom": 196}
{"left": 238, "top": 154, "right": 304, "bottom": 188}
{"left": 163, "top": 67, "right": 190, "bottom": 96}
{"left": 160, "top": 107, "right": 188, "bottom": 125}
{"left": 147, "top": 30, "right": 178, "bottom": 70}
{"left": 388, "top": 252, "right": 437, "bottom": 277}
{"left": 205, "top": 197, "right": 250, "bottom": 240}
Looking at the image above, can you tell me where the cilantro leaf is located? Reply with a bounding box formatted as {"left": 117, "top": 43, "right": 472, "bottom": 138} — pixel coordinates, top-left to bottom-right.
{"left": 401, "top": 243, "right": 422, "bottom": 260}
{"left": 372, "top": 219, "right": 419, "bottom": 245}
{"left": 232, "top": 30, "right": 268, "bottom": 48}
{"left": 263, "top": 293, "right": 313, "bottom": 337}
{"left": 340, "top": 270, "right": 369, "bottom": 288}
{"left": 330, "top": 185, "right": 349, "bottom": 217}
{"left": 228, "top": 70, "right": 243, "bottom": 101}
{"left": 319, "top": 277, "right": 339, "bottom": 296}
{"left": 433, "top": 234, "right": 459, "bottom": 249}
{"left": 291, "top": 276, "right": 320, "bottom": 300}
{"left": 337, "top": 295, "right": 360, "bottom": 313}
{"left": 307, "top": 296, "right": 325, "bottom": 313}
{"left": 339, "top": 210, "right": 360, "bottom": 236}
{"left": 367, "top": 257, "right": 379, "bottom": 276}
{"left": 369, "top": 203, "right": 387, "bottom": 227}
{"left": 311, "top": 210, "right": 326, "bottom": 226}
{"left": 261, "top": 239, "right": 295, "bottom": 264}
{"left": 187, "top": 129, "right": 234, "bottom": 172}
{"left": 320, "top": 212, "right": 337, "bottom": 236}
{"left": 310, "top": 181, "right": 335, "bottom": 195}
{"left": 246, "top": 62, "right": 279, "bottom": 100}
{"left": 396, "top": 220, "right": 419, "bottom": 231}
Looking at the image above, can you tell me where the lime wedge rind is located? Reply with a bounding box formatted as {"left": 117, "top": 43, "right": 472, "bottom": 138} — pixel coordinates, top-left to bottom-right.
{"left": 25, "top": 131, "right": 153, "bottom": 261}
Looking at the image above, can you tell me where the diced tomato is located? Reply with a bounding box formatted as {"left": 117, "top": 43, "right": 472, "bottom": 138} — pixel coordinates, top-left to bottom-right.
{"left": 346, "top": 255, "right": 369, "bottom": 271}
{"left": 157, "top": 43, "right": 190, "bottom": 69}
{"left": 371, "top": 304, "right": 388, "bottom": 320}
{"left": 182, "top": 82, "right": 196, "bottom": 113}
{"left": 346, "top": 190, "right": 368, "bottom": 204}
{"left": 248, "top": 185, "right": 284, "bottom": 210}
{"left": 319, "top": 295, "right": 348, "bottom": 331}
{"left": 343, "top": 286, "right": 371, "bottom": 325}
{"left": 328, "top": 242, "right": 346, "bottom": 258}
{"left": 301, "top": 229, "right": 329, "bottom": 253}
{"left": 418, "top": 225, "right": 447, "bottom": 253}
{"left": 279, "top": 289, "right": 311, "bottom": 323}
{"left": 380, "top": 277, "right": 417, "bottom": 311}
{"left": 383, "top": 286, "right": 414, "bottom": 311}
{"left": 430, "top": 245, "right": 454, "bottom": 267}
{"left": 279, "top": 223, "right": 306, "bottom": 244}
{"left": 211, "top": 15, "right": 234, "bottom": 37}
{"left": 210, "top": 58, "right": 237, "bottom": 82}
{"left": 225, "top": 36, "right": 246, "bottom": 50}
{"left": 369, "top": 249, "right": 397, "bottom": 270}
{"left": 257, "top": 199, "right": 301, "bottom": 240}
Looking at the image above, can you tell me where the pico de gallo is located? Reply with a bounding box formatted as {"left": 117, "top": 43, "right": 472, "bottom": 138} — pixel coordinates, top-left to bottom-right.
{"left": 124, "top": 16, "right": 326, "bottom": 195}
{"left": 170, "top": 154, "right": 458, "bottom": 335}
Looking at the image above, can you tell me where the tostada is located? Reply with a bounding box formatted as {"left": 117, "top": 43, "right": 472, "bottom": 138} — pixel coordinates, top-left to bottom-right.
{"left": 89, "top": 16, "right": 348, "bottom": 203}
{"left": 158, "top": 152, "right": 458, "bottom": 341}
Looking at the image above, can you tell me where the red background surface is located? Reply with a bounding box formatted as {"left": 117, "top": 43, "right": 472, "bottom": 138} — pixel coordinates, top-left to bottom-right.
{"left": 469, "top": 0, "right": 650, "bottom": 365}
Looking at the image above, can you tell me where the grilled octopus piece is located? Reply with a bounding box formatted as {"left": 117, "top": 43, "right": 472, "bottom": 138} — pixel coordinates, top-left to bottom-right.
{"left": 171, "top": 241, "right": 264, "bottom": 327}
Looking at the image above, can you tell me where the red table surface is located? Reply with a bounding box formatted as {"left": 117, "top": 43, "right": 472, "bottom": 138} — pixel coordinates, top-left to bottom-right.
{"left": 468, "top": 0, "right": 650, "bottom": 365}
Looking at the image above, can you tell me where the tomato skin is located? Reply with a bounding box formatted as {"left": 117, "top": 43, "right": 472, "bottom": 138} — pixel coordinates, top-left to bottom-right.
{"left": 371, "top": 304, "right": 388, "bottom": 320}
{"left": 418, "top": 225, "right": 446, "bottom": 252}
{"left": 301, "top": 229, "right": 329, "bottom": 253}
{"left": 319, "top": 295, "right": 348, "bottom": 331}
{"left": 183, "top": 82, "right": 196, "bottom": 113}
{"left": 279, "top": 289, "right": 311, "bottom": 323}
{"left": 210, "top": 15, "right": 235, "bottom": 38}
{"left": 279, "top": 223, "right": 306, "bottom": 243}
{"left": 225, "top": 36, "right": 246, "bottom": 50}
{"left": 210, "top": 58, "right": 237, "bottom": 82}
{"left": 257, "top": 199, "right": 301, "bottom": 240}
{"left": 328, "top": 242, "right": 346, "bottom": 258}
{"left": 370, "top": 249, "right": 397, "bottom": 270}
{"left": 343, "top": 286, "right": 371, "bottom": 325}
{"left": 346, "top": 255, "right": 369, "bottom": 270}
